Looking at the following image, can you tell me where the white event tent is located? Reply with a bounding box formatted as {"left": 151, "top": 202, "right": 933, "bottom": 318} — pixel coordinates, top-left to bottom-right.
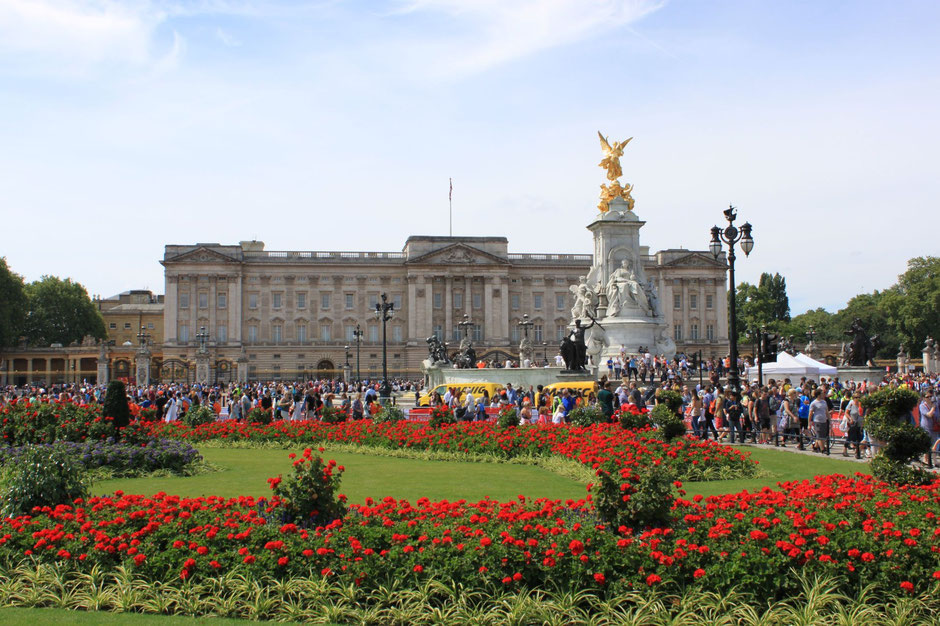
{"left": 794, "top": 352, "right": 839, "bottom": 378}
{"left": 758, "top": 352, "right": 820, "bottom": 380}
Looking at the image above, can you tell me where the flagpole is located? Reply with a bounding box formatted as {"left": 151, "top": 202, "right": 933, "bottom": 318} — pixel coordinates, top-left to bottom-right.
{"left": 449, "top": 178, "right": 453, "bottom": 237}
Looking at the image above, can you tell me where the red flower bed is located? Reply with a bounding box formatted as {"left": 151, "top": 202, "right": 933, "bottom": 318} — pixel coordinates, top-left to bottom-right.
{"left": 2, "top": 472, "right": 939, "bottom": 597}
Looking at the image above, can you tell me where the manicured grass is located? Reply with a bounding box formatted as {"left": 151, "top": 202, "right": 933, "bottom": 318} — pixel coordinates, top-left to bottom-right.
{"left": 683, "top": 445, "right": 868, "bottom": 498}
{"left": 94, "top": 447, "right": 590, "bottom": 504}
{"left": 0, "top": 608, "right": 276, "bottom": 625}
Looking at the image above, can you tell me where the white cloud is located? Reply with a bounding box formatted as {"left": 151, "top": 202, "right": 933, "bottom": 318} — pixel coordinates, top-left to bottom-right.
{"left": 391, "top": 0, "right": 665, "bottom": 74}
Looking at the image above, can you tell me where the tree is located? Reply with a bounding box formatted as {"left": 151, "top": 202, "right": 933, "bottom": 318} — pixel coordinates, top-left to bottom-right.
{"left": 731, "top": 272, "right": 791, "bottom": 341}
{"left": 834, "top": 291, "right": 901, "bottom": 359}
{"left": 880, "top": 256, "right": 940, "bottom": 352}
{"left": 0, "top": 258, "right": 27, "bottom": 347}
{"left": 102, "top": 380, "right": 131, "bottom": 430}
{"left": 23, "top": 276, "right": 106, "bottom": 346}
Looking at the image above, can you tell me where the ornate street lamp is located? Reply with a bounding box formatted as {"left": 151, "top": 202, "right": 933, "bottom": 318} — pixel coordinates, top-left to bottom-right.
{"left": 373, "top": 293, "right": 395, "bottom": 401}
{"left": 458, "top": 313, "right": 473, "bottom": 341}
{"left": 518, "top": 313, "right": 534, "bottom": 340}
{"left": 709, "top": 205, "right": 754, "bottom": 396}
{"left": 195, "top": 326, "right": 209, "bottom": 353}
{"left": 137, "top": 325, "right": 152, "bottom": 350}
{"left": 353, "top": 324, "right": 364, "bottom": 386}
{"left": 541, "top": 341, "right": 548, "bottom": 365}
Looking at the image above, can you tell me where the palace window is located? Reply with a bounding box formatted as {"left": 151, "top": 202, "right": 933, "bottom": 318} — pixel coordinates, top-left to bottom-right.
{"left": 179, "top": 292, "right": 190, "bottom": 309}
{"left": 674, "top": 324, "right": 683, "bottom": 341}
{"left": 217, "top": 292, "right": 227, "bottom": 309}
{"left": 247, "top": 325, "right": 257, "bottom": 343}
{"left": 124, "top": 322, "right": 131, "bottom": 330}
{"left": 298, "top": 324, "right": 307, "bottom": 343}
{"left": 706, "top": 324, "right": 715, "bottom": 340}
{"left": 272, "top": 293, "right": 282, "bottom": 309}
{"left": 433, "top": 325, "right": 442, "bottom": 340}
{"left": 472, "top": 324, "right": 483, "bottom": 342}
{"left": 454, "top": 292, "right": 463, "bottom": 309}
{"left": 473, "top": 293, "right": 482, "bottom": 309}
{"left": 217, "top": 325, "right": 227, "bottom": 342}
{"left": 511, "top": 294, "right": 520, "bottom": 310}
{"left": 706, "top": 294, "right": 714, "bottom": 309}
{"left": 690, "top": 294, "right": 697, "bottom": 309}
{"left": 511, "top": 326, "right": 520, "bottom": 342}
{"left": 198, "top": 292, "right": 208, "bottom": 309}
{"left": 393, "top": 294, "right": 402, "bottom": 309}
{"left": 273, "top": 324, "right": 282, "bottom": 343}
{"left": 147, "top": 322, "right": 154, "bottom": 329}
{"left": 674, "top": 294, "right": 682, "bottom": 309}
{"left": 322, "top": 293, "right": 331, "bottom": 309}
{"left": 393, "top": 326, "right": 402, "bottom": 342}
{"left": 534, "top": 324, "right": 543, "bottom": 342}
{"left": 345, "top": 293, "right": 354, "bottom": 309}
{"left": 433, "top": 292, "right": 442, "bottom": 309}
{"left": 296, "top": 292, "right": 306, "bottom": 309}
{"left": 248, "top": 294, "right": 258, "bottom": 309}
{"left": 690, "top": 324, "right": 699, "bottom": 340}
{"left": 369, "top": 325, "right": 378, "bottom": 342}
{"left": 320, "top": 324, "right": 332, "bottom": 341}
{"left": 369, "top": 294, "right": 379, "bottom": 308}
{"left": 179, "top": 324, "right": 190, "bottom": 342}
{"left": 557, "top": 325, "right": 566, "bottom": 340}
{"left": 533, "top": 294, "right": 543, "bottom": 309}
{"left": 556, "top": 294, "right": 566, "bottom": 310}
{"left": 346, "top": 325, "right": 356, "bottom": 341}
{"left": 109, "top": 322, "right": 116, "bottom": 330}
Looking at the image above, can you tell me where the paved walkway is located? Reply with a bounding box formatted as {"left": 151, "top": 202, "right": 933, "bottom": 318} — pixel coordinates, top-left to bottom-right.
{"left": 726, "top": 440, "right": 940, "bottom": 472}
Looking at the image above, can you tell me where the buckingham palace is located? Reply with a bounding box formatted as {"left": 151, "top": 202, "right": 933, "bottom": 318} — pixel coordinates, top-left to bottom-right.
{"left": 160, "top": 235, "right": 729, "bottom": 382}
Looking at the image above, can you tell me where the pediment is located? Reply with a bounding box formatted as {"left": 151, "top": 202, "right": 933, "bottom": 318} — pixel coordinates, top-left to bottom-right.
{"left": 407, "top": 243, "right": 508, "bottom": 266}
{"left": 662, "top": 252, "right": 726, "bottom": 269}
{"left": 164, "top": 247, "right": 240, "bottom": 264}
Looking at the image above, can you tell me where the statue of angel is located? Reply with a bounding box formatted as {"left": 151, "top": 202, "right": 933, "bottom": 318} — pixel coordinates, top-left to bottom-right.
{"left": 598, "top": 132, "right": 632, "bottom": 182}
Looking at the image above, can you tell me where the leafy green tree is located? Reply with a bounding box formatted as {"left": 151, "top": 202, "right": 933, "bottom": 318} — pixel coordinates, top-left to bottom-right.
{"left": 102, "top": 380, "right": 131, "bottom": 430}
{"left": 0, "top": 258, "right": 27, "bottom": 347}
{"left": 731, "top": 272, "right": 790, "bottom": 340}
{"left": 23, "top": 276, "right": 106, "bottom": 346}
{"left": 834, "top": 291, "right": 901, "bottom": 359}
{"left": 880, "top": 256, "right": 940, "bottom": 352}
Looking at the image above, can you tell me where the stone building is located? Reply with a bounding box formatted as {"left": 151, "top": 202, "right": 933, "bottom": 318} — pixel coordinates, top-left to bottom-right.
{"left": 161, "top": 236, "right": 729, "bottom": 382}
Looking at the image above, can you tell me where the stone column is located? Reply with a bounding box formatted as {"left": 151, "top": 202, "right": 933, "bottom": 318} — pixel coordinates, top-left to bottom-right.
{"left": 96, "top": 344, "right": 109, "bottom": 385}
{"left": 165, "top": 275, "right": 179, "bottom": 343}
{"left": 407, "top": 277, "right": 417, "bottom": 341}
{"left": 232, "top": 275, "right": 242, "bottom": 343}
{"left": 499, "top": 278, "right": 509, "bottom": 344}
{"left": 444, "top": 276, "right": 453, "bottom": 342}
{"left": 424, "top": 276, "right": 433, "bottom": 339}
{"left": 483, "top": 276, "right": 494, "bottom": 342}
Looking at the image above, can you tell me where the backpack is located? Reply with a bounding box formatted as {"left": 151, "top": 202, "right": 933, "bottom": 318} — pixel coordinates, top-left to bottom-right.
{"left": 768, "top": 395, "right": 782, "bottom": 415}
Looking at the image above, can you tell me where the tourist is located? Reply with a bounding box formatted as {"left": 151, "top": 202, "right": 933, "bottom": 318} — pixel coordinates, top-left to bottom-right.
{"left": 782, "top": 388, "right": 801, "bottom": 447}
{"left": 809, "top": 388, "right": 831, "bottom": 453}
{"left": 597, "top": 381, "right": 615, "bottom": 421}
{"left": 726, "top": 390, "right": 743, "bottom": 444}
{"left": 918, "top": 391, "right": 937, "bottom": 463}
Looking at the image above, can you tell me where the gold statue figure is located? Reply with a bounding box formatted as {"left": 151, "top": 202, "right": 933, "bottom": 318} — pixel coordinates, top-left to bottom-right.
{"left": 597, "top": 131, "right": 632, "bottom": 182}
{"left": 597, "top": 181, "right": 635, "bottom": 213}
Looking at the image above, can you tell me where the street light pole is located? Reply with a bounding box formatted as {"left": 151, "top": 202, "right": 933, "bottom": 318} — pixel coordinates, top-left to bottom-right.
{"left": 353, "top": 324, "right": 364, "bottom": 388}
{"left": 373, "top": 293, "right": 394, "bottom": 402}
{"left": 709, "top": 205, "right": 754, "bottom": 397}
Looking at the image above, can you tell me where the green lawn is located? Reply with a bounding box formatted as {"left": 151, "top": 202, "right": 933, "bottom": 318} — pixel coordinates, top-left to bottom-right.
{"left": 682, "top": 445, "right": 867, "bottom": 499}
{"left": 94, "top": 445, "right": 870, "bottom": 505}
{"left": 94, "top": 447, "right": 589, "bottom": 504}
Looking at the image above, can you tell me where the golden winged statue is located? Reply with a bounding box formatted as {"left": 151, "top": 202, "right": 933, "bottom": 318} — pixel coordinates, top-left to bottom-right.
{"left": 598, "top": 131, "right": 632, "bottom": 182}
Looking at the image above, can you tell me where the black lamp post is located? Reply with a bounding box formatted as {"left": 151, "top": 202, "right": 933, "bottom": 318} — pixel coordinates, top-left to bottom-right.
{"left": 709, "top": 205, "right": 754, "bottom": 396}
{"left": 137, "top": 325, "right": 152, "bottom": 350}
{"left": 353, "top": 324, "right": 364, "bottom": 386}
{"left": 373, "top": 293, "right": 394, "bottom": 401}
{"left": 542, "top": 341, "right": 548, "bottom": 365}
{"left": 458, "top": 314, "right": 473, "bottom": 342}
{"left": 195, "top": 326, "right": 209, "bottom": 352}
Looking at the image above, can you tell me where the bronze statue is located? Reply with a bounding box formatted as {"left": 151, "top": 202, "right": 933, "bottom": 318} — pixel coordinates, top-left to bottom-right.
{"left": 844, "top": 318, "right": 877, "bottom": 366}
{"left": 598, "top": 132, "right": 632, "bottom": 181}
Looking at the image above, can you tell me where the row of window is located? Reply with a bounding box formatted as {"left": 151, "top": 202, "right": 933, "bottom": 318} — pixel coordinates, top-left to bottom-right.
{"left": 179, "top": 291, "right": 403, "bottom": 312}
{"left": 108, "top": 322, "right": 156, "bottom": 331}
{"left": 177, "top": 324, "right": 404, "bottom": 344}
{"left": 673, "top": 324, "right": 716, "bottom": 342}
{"left": 673, "top": 294, "right": 715, "bottom": 310}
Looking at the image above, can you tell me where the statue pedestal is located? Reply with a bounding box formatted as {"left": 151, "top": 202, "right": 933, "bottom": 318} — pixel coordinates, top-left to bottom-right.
{"left": 135, "top": 350, "right": 151, "bottom": 387}
{"left": 96, "top": 356, "right": 109, "bottom": 385}
{"left": 195, "top": 353, "right": 210, "bottom": 384}
{"left": 836, "top": 366, "right": 886, "bottom": 384}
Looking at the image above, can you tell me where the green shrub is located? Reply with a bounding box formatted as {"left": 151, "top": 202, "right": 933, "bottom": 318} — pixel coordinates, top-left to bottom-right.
{"left": 429, "top": 405, "right": 456, "bottom": 428}
{"left": 138, "top": 407, "right": 158, "bottom": 422}
{"left": 657, "top": 389, "right": 684, "bottom": 416}
{"left": 102, "top": 380, "right": 131, "bottom": 430}
{"left": 590, "top": 460, "right": 674, "bottom": 530}
{"left": 373, "top": 405, "right": 405, "bottom": 424}
{"left": 0, "top": 444, "right": 89, "bottom": 517}
{"left": 860, "top": 387, "right": 927, "bottom": 484}
{"left": 568, "top": 405, "right": 606, "bottom": 427}
{"left": 182, "top": 405, "right": 216, "bottom": 427}
{"left": 497, "top": 406, "right": 519, "bottom": 429}
{"left": 651, "top": 403, "right": 686, "bottom": 441}
{"left": 268, "top": 449, "right": 347, "bottom": 526}
{"left": 246, "top": 407, "right": 272, "bottom": 425}
{"left": 319, "top": 406, "right": 348, "bottom": 423}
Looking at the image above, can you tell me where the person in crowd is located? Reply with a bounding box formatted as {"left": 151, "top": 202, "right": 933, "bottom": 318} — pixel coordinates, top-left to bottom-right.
{"left": 809, "top": 388, "right": 831, "bottom": 453}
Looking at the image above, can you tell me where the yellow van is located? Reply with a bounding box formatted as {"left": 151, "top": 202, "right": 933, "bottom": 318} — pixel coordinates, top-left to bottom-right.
{"left": 538, "top": 380, "right": 598, "bottom": 407}
{"left": 418, "top": 382, "right": 505, "bottom": 407}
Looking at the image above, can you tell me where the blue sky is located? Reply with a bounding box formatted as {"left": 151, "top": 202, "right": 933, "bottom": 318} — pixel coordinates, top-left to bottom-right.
{"left": 2, "top": 0, "right": 938, "bottom": 315}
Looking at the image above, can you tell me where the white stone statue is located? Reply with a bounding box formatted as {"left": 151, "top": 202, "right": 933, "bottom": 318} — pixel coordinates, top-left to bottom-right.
{"left": 605, "top": 259, "right": 649, "bottom": 317}
{"left": 654, "top": 327, "right": 677, "bottom": 358}
{"left": 569, "top": 276, "right": 598, "bottom": 321}
{"left": 643, "top": 278, "right": 661, "bottom": 317}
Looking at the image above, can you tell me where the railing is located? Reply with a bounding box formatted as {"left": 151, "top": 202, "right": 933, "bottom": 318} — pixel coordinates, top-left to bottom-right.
{"left": 507, "top": 253, "right": 592, "bottom": 263}
{"left": 246, "top": 251, "right": 405, "bottom": 261}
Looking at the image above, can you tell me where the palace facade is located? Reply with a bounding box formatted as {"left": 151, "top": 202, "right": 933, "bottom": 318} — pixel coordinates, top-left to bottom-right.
{"left": 160, "top": 236, "right": 730, "bottom": 382}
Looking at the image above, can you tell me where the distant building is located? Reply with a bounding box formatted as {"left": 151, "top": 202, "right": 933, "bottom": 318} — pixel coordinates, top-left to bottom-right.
{"left": 160, "top": 237, "right": 730, "bottom": 382}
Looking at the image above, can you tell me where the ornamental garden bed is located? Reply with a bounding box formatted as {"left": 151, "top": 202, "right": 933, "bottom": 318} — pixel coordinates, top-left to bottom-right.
{"left": 1, "top": 397, "right": 938, "bottom": 622}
